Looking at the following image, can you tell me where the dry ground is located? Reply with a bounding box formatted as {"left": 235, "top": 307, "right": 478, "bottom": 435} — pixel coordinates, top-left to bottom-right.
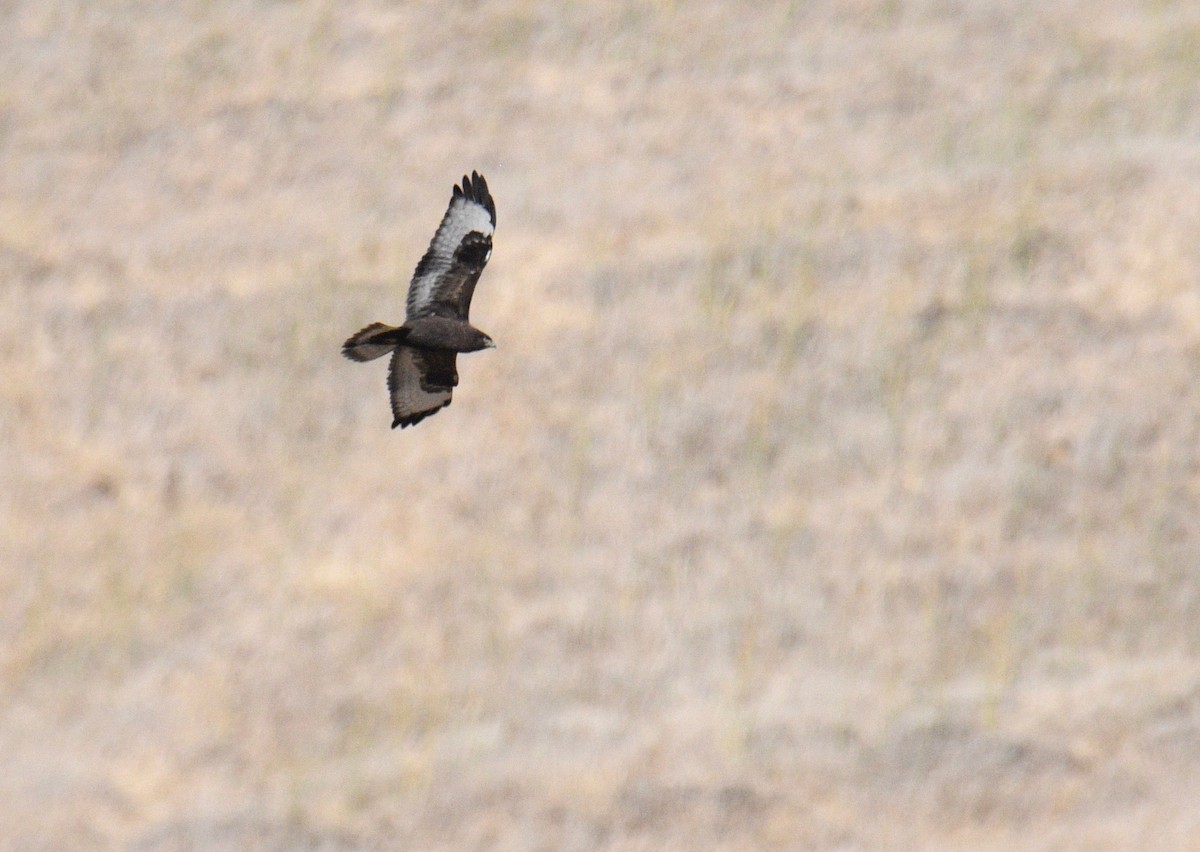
{"left": 3, "top": 0, "right": 1200, "bottom": 848}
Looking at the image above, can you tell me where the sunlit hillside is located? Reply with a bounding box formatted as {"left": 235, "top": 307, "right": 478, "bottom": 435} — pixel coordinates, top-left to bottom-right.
{"left": 3, "top": 0, "right": 1200, "bottom": 847}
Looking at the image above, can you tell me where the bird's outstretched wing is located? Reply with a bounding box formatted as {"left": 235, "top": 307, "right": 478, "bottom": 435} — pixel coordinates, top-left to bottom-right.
{"left": 387, "top": 345, "right": 458, "bottom": 428}
{"left": 406, "top": 171, "right": 496, "bottom": 322}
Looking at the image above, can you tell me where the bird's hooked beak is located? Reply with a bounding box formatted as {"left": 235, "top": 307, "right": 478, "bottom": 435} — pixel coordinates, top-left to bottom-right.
{"left": 484, "top": 337, "right": 496, "bottom": 349}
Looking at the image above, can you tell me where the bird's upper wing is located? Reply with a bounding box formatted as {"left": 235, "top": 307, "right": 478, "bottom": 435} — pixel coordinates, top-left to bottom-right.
{"left": 387, "top": 345, "right": 458, "bottom": 428}
{"left": 406, "top": 171, "right": 496, "bottom": 321}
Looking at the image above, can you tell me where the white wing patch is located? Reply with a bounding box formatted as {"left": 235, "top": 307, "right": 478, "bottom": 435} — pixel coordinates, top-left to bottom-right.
{"left": 388, "top": 346, "right": 452, "bottom": 427}
{"left": 406, "top": 194, "right": 495, "bottom": 319}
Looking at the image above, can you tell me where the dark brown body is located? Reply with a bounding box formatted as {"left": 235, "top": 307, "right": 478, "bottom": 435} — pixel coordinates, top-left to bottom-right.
{"left": 398, "top": 317, "right": 494, "bottom": 352}
{"left": 341, "top": 317, "right": 494, "bottom": 363}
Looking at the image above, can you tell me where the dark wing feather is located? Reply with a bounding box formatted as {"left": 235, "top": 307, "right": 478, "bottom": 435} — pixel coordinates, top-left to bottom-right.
{"left": 387, "top": 346, "right": 458, "bottom": 428}
{"left": 406, "top": 171, "right": 496, "bottom": 321}
{"left": 429, "top": 231, "right": 492, "bottom": 321}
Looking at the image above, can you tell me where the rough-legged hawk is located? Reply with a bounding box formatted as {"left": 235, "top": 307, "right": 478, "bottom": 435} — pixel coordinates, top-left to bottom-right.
{"left": 343, "top": 171, "right": 496, "bottom": 428}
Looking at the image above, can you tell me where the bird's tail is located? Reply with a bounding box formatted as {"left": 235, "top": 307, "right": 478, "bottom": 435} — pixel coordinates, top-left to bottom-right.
{"left": 342, "top": 323, "right": 405, "bottom": 362}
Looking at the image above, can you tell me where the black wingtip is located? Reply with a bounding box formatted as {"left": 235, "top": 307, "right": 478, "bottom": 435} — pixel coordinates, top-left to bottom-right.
{"left": 455, "top": 170, "right": 496, "bottom": 227}
{"left": 389, "top": 397, "right": 453, "bottom": 431}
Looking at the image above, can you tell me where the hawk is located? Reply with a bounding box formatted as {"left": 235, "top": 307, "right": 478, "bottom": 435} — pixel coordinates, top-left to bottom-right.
{"left": 343, "top": 171, "right": 497, "bottom": 428}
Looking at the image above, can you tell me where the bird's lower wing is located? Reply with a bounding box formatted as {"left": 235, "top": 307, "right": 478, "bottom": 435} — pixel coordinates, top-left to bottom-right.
{"left": 387, "top": 346, "right": 458, "bottom": 429}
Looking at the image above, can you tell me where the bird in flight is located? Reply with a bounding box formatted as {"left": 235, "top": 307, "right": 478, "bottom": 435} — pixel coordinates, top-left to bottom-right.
{"left": 343, "top": 171, "right": 497, "bottom": 428}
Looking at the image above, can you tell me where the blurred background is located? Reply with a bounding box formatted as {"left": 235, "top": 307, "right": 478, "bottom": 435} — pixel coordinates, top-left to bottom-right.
{"left": 3, "top": 0, "right": 1200, "bottom": 848}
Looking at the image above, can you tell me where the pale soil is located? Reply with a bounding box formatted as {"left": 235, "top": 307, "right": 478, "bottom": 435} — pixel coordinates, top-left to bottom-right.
{"left": 3, "top": 1, "right": 1200, "bottom": 848}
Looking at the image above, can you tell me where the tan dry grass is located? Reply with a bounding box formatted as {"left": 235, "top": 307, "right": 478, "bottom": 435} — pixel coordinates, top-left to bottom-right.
{"left": 3, "top": 0, "right": 1200, "bottom": 848}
